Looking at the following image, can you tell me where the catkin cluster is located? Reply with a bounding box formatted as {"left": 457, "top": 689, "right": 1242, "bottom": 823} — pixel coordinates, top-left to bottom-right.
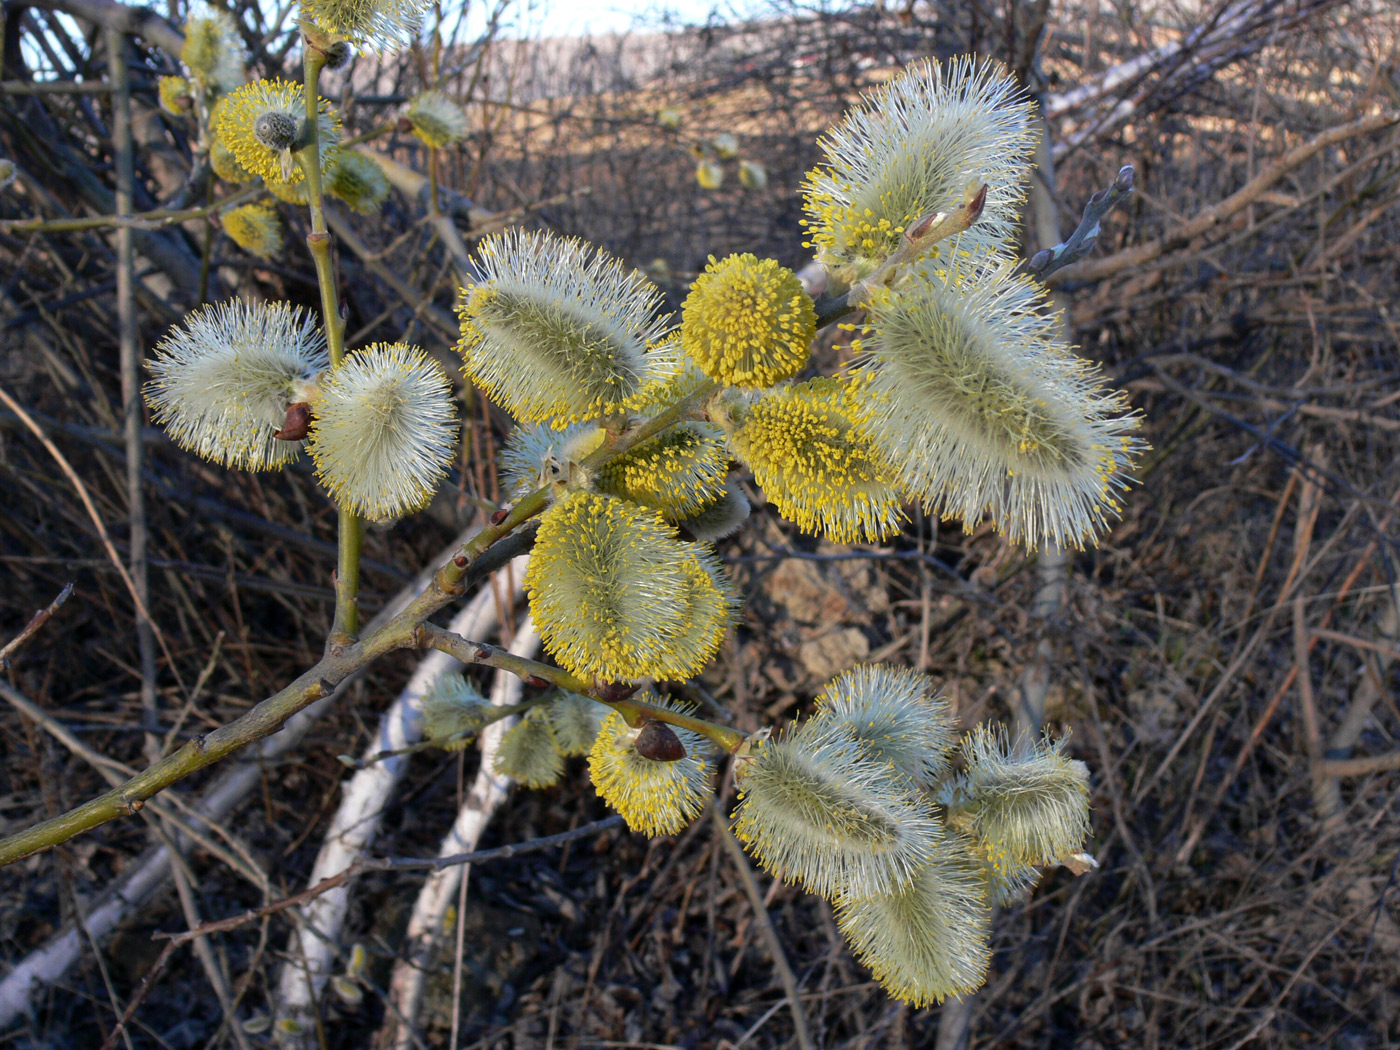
{"left": 141, "top": 29, "right": 1133, "bottom": 1009}
{"left": 732, "top": 665, "right": 1091, "bottom": 1004}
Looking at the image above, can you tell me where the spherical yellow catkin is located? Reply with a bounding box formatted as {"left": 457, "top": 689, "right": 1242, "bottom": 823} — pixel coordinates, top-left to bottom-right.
{"left": 524, "top": 492, "right": 733, "bottom": 683}
{"left": 681, "top": 253, "right": 815, "bottom": 389}
{"left": 728, "top": 375, "right": 905, "bottom": 544}
{"left": 594, "top": 422, "right": 730, "bottom": 521}
{"left": 217, "top": 79, "right": 340, "bottom": 184}
{"left": 589, "top": 699, "right": 712, "bottom": 837}
{"left": 221, "top": 203, "right": 282, "bottom": 257}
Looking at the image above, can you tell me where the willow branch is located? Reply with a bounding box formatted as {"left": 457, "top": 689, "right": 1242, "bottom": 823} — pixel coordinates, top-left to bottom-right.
{"left": 419, "top": 624, "right": 747, "bottom": 753}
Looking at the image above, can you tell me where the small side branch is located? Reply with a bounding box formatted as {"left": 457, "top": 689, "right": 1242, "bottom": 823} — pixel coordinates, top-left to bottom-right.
{"left": 1027, "top": 165, "right": 1135, "bottom": 279}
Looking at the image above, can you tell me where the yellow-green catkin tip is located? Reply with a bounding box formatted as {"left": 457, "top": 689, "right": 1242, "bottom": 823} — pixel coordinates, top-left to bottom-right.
{"left": 180, "top": 9, "right": 246, "bottom": 95}
{"left": 730, "top": 375, "right": 905, "bottom": 544}
{"left": 327, "top": 149, "right": 390, "bottom": 213}
{"left": 300, "top": 0, "right": 430, "bottom": 52}
{"left": 221, "top": 203, "right": 282, "bottom": 257}
{"left": 856, "top": 257, "right": 1144, "bottom": 549}
{"left": 523, "top": 492, "right": 733, "bottom": 683}
{"left": 595, "top": 422, "right": 730, "bottom": 520}
{"left": 588, "top": 700, "right": 712, "bottom": 837}
{"left": 217, "top": 79, "right": 340, "bottom": 184}
{"left": 681, "top": 253, "right": 815, "bottom": 389}
{"left": 420, "top": 672, "right": 491, "bottom": 750}
{"left": 953, "top": 723, "right": 1091, "bottom": 870}
{"left": 307, "top": 342, "right": 458, "bottom": 520}
{"left": 802, "top": 56, "right": 1037, "bottom": 283}
{"left": 405, "top": 90, "right": 468, "bottom": 148}
{"left": 159, "top": 75, "right": 193, "bottom": 116}
{"left": 0, "top": 159, "right": 18, "bottom": 192}
{"left": 811, "top": 663, "right": 956, "bottom": 789}
{"left": 695, "top": 160, "right": 723, "bottom": 189}
{"left": 456, "top": 229, "right": 671, "bottom": 425}
{"left": 210, "top": 139, "right": 256, "bottom": 184}
{"left": 834, "top": 835, "right": 992, "bottom": 1005}
{"left": 495, "top": 707, "right": 564, "bottom": 788}
{"left": 731, "top": 721, "right": 941, "bottom": 900}
{"left": 547, "top": 691, "right": 609, "bottom": 757}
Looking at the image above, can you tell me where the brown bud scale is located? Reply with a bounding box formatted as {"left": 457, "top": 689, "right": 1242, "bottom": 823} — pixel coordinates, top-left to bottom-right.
{"left": 635, "top": 720, "right": 686, "bottom": 762}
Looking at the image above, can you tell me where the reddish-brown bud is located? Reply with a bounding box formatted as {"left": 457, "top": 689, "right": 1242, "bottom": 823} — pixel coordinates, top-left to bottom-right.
{"left": 524, "top": 675, "right": 550, "bottom": 688}
{"left": 274, "top": 402, "right": 312, "bottom": 441}
{"left": 490, "top": 508, "right": 510, "bottom": 525}
{"left": 452, "top": 554, "right": 469, "bottom": 567}
{"left": 635, "top": 720, "right": 685, "bottom": 762}
{"left": 598, "top": 682, "right": 640, "bottom": 704}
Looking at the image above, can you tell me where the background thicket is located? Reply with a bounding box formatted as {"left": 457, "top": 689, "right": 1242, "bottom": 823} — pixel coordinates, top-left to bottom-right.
{"left": 1, "top": 0, "right": 1398, "bottom": 1046}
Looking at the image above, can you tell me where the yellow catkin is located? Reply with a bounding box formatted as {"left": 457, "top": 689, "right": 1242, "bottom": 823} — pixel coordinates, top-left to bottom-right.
{"left": 730, "top": 375, "right": 904, "bottom": 543}
{"left": 681, "top": 253, "right": 815, "bottom": 389}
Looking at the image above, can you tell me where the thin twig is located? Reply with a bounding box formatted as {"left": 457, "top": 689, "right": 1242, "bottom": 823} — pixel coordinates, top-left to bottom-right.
{"left": 0, "top": 582, "right": 74, "bottom": 670}
{"left": 155, "top": 817, "right": 625, "bottom": 948}
{"left": 711, "top": 801, "right": 815, "bottom": 1050}
{"left": 108, "top": 26, "right": 159, "bottom": 767}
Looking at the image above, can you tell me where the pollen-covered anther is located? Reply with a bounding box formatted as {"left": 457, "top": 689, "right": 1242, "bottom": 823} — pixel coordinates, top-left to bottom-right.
{"left": 680, "top": 253, "right": 816, "bottom": 389}
{"left": 730, "top": 375, "right": 905, "bottom": 544}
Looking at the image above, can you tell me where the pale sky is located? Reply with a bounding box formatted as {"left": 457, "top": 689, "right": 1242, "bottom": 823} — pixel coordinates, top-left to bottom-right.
{"left": 478, "top": 0, "right": 768, "bottom": 39}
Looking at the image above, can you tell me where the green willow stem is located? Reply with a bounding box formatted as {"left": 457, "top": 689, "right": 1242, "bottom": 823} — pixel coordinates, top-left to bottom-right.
{"left": 0, "top": 379, "right": 719, "bottom": 868}
{"left": 0, "top": 184, "right": 264, "bottom": 235}
{"left": 418, "top": 625, "right": 747, "bottom": 754}
{"left": 300, "top": 44, "right": 363, "bottom": 646}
